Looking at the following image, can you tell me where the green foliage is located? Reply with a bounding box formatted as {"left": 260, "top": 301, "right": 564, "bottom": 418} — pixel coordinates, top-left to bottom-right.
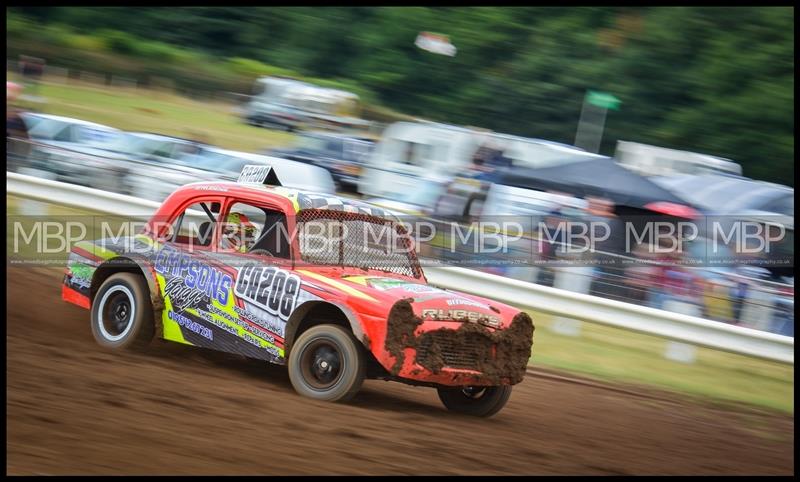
{"left": 7, "top": 6, "right": 794, "bottom": 185}
{"left": 95, "top": 29, "right": 138, "bottom": 55}
{"left": 226, "top": 57, "right": 298, "bottom": 80}
{"left": 6, "top": 10, "right": 35, "bottom": 36}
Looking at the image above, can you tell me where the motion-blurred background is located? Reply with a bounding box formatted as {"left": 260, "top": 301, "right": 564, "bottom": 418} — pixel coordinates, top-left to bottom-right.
{"left": 5, "top": 7, "right": 795, "bottom": 474}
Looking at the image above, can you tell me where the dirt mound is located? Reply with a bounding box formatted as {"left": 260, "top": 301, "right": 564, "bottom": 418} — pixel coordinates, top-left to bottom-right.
{"left": 6, "top": 266, "right": 793, "bottom": 475}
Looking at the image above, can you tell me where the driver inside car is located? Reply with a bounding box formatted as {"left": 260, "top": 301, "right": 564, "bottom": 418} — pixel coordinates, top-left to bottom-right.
{"left": 221, "top": 212, "right": 258, "bottom": 253}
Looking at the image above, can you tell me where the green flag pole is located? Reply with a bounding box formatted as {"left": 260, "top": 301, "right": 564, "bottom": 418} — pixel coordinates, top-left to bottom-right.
{"left": 575, "top": 90, "right": 621, "bottom": 153}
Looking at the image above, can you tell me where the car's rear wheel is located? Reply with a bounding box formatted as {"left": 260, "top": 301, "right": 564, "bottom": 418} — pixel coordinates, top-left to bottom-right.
{"left": 288, "top": 324, "right": 365, "bottom": 402}
{"left": 91, "top": 272, "right": 155, "bottom": 350}
{"left": 437, "top": 385, "right": 512, "bottom": 417}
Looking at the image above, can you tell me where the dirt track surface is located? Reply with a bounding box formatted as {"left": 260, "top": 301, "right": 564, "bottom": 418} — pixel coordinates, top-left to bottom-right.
{"left": 7, "top": 266, "right": 794, "bottom": 475}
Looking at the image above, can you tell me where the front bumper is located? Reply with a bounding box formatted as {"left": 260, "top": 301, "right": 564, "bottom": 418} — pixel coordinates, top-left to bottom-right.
{"left": 381, "top": 300, "right": 534, "bottom": 386}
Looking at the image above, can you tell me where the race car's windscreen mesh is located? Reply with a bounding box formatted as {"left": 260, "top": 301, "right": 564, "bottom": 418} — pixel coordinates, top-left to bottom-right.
{"left": 296, "top": 209, "right": 422, "bottom": 279}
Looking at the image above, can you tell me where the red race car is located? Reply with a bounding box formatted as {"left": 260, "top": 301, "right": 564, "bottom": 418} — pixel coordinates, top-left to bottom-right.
{"left": 62, "top": 165, "right": 534, "bottom": 417}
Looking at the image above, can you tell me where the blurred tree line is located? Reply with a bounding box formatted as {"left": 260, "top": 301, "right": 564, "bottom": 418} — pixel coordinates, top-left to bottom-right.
{"left": 8, "top": 7, "right": 794, "bottom": 184}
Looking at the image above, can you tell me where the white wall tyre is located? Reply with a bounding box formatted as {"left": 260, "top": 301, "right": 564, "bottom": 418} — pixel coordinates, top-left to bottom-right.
{"left": 288, "top": 324, "right": 366, "bottom": 403}
{"left": 91, "top": 272, "right": 155, "bottom": 351}
{"left": 437, "top": 385, "right": 512, "bottom": 417}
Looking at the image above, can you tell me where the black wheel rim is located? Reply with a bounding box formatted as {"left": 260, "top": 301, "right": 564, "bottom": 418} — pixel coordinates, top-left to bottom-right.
{"left": 461, "top": 386, "right": 489, "bottom": 399}
{"left": 102, "top": 291, "right": 132, "bottom": 337}
{"left": 300, "top": 339, "right": 344, "bottom": 390}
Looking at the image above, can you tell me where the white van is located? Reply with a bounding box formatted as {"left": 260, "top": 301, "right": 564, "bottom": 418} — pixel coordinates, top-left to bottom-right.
{"left": 357, "top": 121, "right": 596, "bottom": 201}
{"left": 615, "top": 140, "right": 743, "bottom": 177}
{"left": 244, "top": 77, "right": 368, "bottom": 132}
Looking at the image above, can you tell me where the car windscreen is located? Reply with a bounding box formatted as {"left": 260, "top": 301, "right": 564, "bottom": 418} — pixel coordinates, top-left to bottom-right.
{"left": 20, "top": 114, "right": 44, "bottom": 131}
{"left": 186, "top": 152, "right": 240, "bottom": 172}
{"left": 294, "top": 134, "right": 330, "bottom": 153}
{"left": 107, "top": 134, "right": 181, "bottom": 159}
{"left": 26, "top": 118, "right": 73, "bottom": 141}
{"left": 75, "top": 126, "right": 121, "bottom": 148}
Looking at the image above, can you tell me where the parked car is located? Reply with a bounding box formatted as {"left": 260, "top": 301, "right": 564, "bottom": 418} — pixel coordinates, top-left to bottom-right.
{"left": 245, "top": 101, "right": 305, "bottom": 132}
{"left": 243, "top": 77, "right": 308, "bottom": 131}
{"left": 125, "top": 145, "right": 338, "bottom": 202}
{"left": 190, "top": 148, "right": 338, "bottom": 194}
{"left": 17, "top": 113, "right": 127, "bottom": 189}
{"left": 62, "top": 166, "right": 535, "bottom": 416}
{"left": 244, "top": 76, "right": 370, "bottom": 133}
{"left": 615, "top": 140, "right": 743, "bottom": 177}
{"left": 266, "top": 131, "right": 376, "bottom": 192}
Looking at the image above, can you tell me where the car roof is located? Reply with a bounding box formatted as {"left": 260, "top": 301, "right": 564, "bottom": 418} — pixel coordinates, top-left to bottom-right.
{"left": 175, "top": 181, "right": 399, "bottom": 221}
{"left": 126, "top": 132, "right": 205, "bottom": 144}
{"left": 21, "top": 112, "right": 120, "bottom": 131}
{"left": 203, "top": 148, "right": 333, "bottom": 172}
{"left": 300, "top": 131, "right": 377, "bottom": 142}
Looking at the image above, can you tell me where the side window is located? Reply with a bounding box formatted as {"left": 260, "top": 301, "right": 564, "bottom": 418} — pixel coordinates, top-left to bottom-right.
{"left": 78, "top": 126, "right": 115, "bottom": 144}
{"left": 220, "top": 202, "right": 291, "bottom": 259}
{"left": 344, "top": 140, "right": 368, "bottom": 161}
{"left": 398, "top": 140, "right": 426, "bottom": 166}
{"left": 326, "top": 139, "right": 343, "bottom": 157}
{"left": 177, "top": 142, "right": 202, "bottom": 158}
{"left": 166, "top": 201, "right": 221, "bottom": 248}
{"left": 151, "top": 141, "right": 178, "bottom": 159}
{"left": 53, "top": 124, "right": 75, "bottom": 142}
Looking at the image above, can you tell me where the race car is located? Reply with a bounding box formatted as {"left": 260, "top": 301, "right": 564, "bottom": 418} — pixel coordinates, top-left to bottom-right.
{"left": 61, "top": 165, "right": 534, "bottom": 417}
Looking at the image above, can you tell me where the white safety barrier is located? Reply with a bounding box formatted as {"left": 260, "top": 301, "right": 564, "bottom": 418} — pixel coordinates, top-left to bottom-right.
{"left": 8, "top": 171, "right": 162, "bottom": 219}
{"left": 7, "top": 172, "right": 794, "bottom": 364}
{"left": 424, "top": 266, "right": 793, "bottom": 364}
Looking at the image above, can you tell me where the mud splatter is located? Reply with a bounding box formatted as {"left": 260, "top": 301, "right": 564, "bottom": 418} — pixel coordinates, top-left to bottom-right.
{"left": 384, "top": 299, "right": 534, "bottom": 384}
{"left": 384, "top": 299, "right": 423, "bottom": 375}
{"left": 416, "top": 312, "right": 534, "bottom": 385}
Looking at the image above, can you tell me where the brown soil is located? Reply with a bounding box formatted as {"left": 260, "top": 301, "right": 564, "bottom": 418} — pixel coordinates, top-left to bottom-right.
{"left": 384, "top": 298, "right": 422, "bottom": 374}
{"left": 6, "top": 266, "right": 794, "bottom": 475}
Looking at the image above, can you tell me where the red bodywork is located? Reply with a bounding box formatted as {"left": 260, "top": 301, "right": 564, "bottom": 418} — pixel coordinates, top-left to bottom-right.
{"left": 63, "top": 181, "right": 534, "bottom": 387}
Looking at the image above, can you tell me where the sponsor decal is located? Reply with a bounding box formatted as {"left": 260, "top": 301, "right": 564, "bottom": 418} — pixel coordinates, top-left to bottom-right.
{"left": 168, "top": 310, "right": 214, "bottom": 340}
{"left": 193, "top": 308, "right": 239, "bottom": 337}
{"left": 234, "top": 264, "right": 301, "bottom": 321}
{"left": 421, "top": 308, "right": 501, "bottom": 328}
{"left": 399, "top": 284, "right": 444, "bottom": 294}
{"left": 193, "top": 185, "right": 229, "bottom": 192}
{"left": 445, "top": 297, "right": 491, "bottom": 310}
{"left": 154, "top": 246, "right": 233, "bottom": 306}
{"left": 207, "top": 303, "right": 277, "bottom": 345}
{"left": 365, "top": 278, "right": 440, "bottom": 294}
{"left": 69, "top": 276, "right": 91, "bottom": 290}
{"left": 163, "top": 277, "right": 206, "bottom": 311}
{"left": 232, "top": 304, "right": 285, "bottom": 338}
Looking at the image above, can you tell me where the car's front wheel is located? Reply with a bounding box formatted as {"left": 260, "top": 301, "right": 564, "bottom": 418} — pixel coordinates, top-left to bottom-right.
{"left": 91, "top": 272, "right": 155, "bottom": 351}
{"left": 437, "top": 385, "right": 512, "bottom": 417}
{"left": 288, "top": 324, "right": 365, "bottom": 402}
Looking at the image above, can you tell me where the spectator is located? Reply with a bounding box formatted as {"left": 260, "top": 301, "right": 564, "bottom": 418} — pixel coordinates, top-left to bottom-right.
{"left": 624, "top": 244, "right": 657, "bottom": 304}
{"left": 585, "top": 196, "right": 626, "bottom": 298}
{"left": 19, "top": 55, "right": 45, "bottom": 98}
{"left": 7, "top": 81, "right": 22, "bottom": 103}
{"left": 403, "top": 142, "right": 415, "bottom": 165}
{"left": 7, "top": 85, "right": 31, "bottom": 170}
{"left": 649, "top": 249, "right": 702, "bottom": 315}
{"left": 536, "top": 207, "right": 565, "bottom": 286}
